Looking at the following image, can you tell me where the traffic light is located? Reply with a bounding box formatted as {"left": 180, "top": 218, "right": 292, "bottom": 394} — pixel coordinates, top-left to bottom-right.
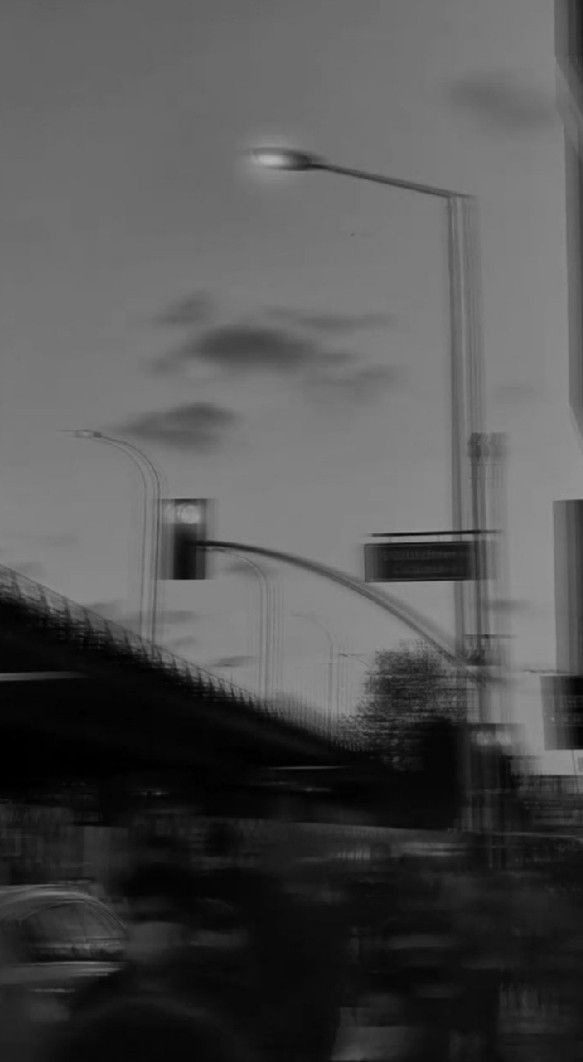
{"left": 160, "top": 499, "right": 211, "bottom": 580}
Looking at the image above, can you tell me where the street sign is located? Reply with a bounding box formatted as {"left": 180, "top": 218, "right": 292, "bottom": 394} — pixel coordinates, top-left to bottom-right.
{"left": 363, "top": 541, "right": 475, "bottom": 583}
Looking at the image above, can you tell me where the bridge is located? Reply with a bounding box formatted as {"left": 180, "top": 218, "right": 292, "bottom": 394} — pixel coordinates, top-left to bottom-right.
{"left": 0, "top": 564, "right": 366, "bottom": 807}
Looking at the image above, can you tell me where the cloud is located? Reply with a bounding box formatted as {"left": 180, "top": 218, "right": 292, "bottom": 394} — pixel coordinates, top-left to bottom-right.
{"left": 152, "top": 324, "right": 355, "bottom": 379}
{"left": 448, "top": 73, "right": 557, "bottom": 133}
{"left": 304, "top": 364, "right": 405, "bottom": 405}
{"left": 117, "top": 402, "right": 241, "bottom": 452}
{"left": 269, "top": 309, "right": 398, "bottom": 334}
{"left": 209, "top": 655, "right": 254, "bottom": 670}
{"left": 154, "top": 292, "right": 214, "bottom": 328}
{"left": 188, "top": 326, "right": 320, "bottom": 374}
{"left": 149, "top": 312, "right": 403, "bottom": 412}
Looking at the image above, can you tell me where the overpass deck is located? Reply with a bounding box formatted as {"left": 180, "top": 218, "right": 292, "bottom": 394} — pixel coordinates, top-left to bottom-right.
{"left": 0, "top": 564, "right": 361, "bottom": 789}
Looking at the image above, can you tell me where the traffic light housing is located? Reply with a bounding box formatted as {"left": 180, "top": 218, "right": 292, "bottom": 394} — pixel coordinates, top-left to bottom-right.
{"left": 161, "top": 499, "right": 211, "bottom": 580}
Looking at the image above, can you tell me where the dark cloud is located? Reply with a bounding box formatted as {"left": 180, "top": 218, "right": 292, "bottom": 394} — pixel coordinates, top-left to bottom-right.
{"left": 149, "top": 314, "right": 401, "bottom": 411}
{"left": 209, "top": 655, "right": 254, "bottom": 670}
{"left": 448, "top": 73, "right": 557, "bottom": 133}
{"left": 269, "top": 309, "right": 398, "bottom": 334}
{"left": 155, "top": 293, "right": 214, "bottom": 328}
{"left": 117, "top": 402, "right": 241, "bottom": 452}
{"left": 151, "top": 324, "right": 352, "bottom": 379}
{"left": 304, "top": 364, "right": 404, "bottom": 405}
{"left": 191, "top": 326, "right": 319, "bottom": 374}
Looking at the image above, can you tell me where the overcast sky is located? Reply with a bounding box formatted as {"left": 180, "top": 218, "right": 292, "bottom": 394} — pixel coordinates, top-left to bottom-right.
{"left": 0, "top": 0, "right": 576, "bottom": 767}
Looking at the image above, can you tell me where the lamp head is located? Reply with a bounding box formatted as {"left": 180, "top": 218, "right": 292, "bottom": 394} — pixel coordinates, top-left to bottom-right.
{"left": 66, "top": 430, "right": 104, "bottom": 439}
{"left": 249, "top": 147, "right": 324, "bottom": 172}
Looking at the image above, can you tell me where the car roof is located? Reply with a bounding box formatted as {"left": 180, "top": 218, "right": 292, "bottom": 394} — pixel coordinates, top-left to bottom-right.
{"left": 0, "top": 886, "right": 119, "bottom": 919}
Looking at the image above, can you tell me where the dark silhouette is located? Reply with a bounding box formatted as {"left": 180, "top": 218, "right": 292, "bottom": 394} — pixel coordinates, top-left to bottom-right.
{"left": 50, "top": 997, "right": 256, "bottom": 1062}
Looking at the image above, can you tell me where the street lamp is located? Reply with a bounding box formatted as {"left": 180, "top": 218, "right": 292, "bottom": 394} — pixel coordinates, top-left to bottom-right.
{"left": 250, "top": 145, "right": 488, "bottom": 678}
{"left": 290, "top": 611, "right": 343, "bottom": 724}
{"left": 250, "top": 145, "right": 491, "bottom": 836}
{"left": 215, "top": 548, "right": 273, "bottom": 699}
{"left": 250, "top": 148, "right": 325, "bottom": 171}
{"left": 65, "top": 430, "right": 164, "bottom": 644}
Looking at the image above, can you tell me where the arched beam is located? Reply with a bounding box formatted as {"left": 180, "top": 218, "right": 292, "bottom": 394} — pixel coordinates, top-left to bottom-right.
{"left": 205, "top": 540, "right": 483, "bottom": 684}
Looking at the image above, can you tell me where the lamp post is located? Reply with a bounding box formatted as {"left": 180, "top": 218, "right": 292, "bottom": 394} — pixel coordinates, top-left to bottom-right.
{"left": 249, "top": 147, "right": 488, "bottom": 683}
{"left": 290, "top": 611, "right": 344, "bottom": 725}
{"left": 250, "top": 148, "right": 491, "bottom": 835}
{"left": 217, "top": 548, "right": 273, "bottom": 699}
{"left": 66, "top": 431, "right": 164, "bottom": 644}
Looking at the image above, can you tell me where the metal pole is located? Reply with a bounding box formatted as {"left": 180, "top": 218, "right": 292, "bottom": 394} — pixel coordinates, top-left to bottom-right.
{"left": 81, "top": 435, "right": 164, "bottom": 645}
{"left": 489, "top": 434, "right": 511, "bottom": 728}
{"left": 203, "top": 538, "right": 488, "bottom": 681}
{"left": 321, "top": 162, "right": 463, "bottom": 200}
{"left": 253, "top": 154, "right": 488, "bottom": 685}
{"left": 68, "top": 432, "right": 150, "bottom": 640}
{"left": 291, "top": 612, "right": 343, "bottom": 726}
{"left": 321, "top": 169, "right": 482, "bottom": 830}
{"left": 316, "top": 163, "right": 472, "bottom": 658}
{"left": 447, "top": 196, "right": 468, "bottom": 656}
{"left": 103, "top": 439, "right": 151, "bottom": 642}
{"left": 462, "top": 198, "right": 489, "bottom": 728}
{"left": 270, "top": 574, "right": 285, "bottom": 697}
{"left": 214, "top": 548, "right": 271, "bottom": 699}
{"left": 119, "top": 442, "right": 164, "bottom": 645}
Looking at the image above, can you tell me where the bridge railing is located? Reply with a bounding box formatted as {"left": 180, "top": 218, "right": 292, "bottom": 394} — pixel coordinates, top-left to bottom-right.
{"left": 0, "top": 564, "right": 355, "bottom": 750}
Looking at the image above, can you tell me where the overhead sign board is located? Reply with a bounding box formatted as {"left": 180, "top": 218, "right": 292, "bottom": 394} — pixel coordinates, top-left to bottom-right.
{"left": 364, "top": 541, "right": 475, "bottom": 583}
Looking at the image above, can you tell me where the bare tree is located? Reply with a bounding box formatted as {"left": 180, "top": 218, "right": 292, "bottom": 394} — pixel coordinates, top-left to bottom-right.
{"left": 345, "top": 641, "right": 465, "bottom": 772}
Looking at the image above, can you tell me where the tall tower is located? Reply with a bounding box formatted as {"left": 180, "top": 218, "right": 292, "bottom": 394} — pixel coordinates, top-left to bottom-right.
{"left": 556, "top": 2, "right": 583, "bottom": 436}
{"left": 556, "top": 5, "right": 583, "bottom": 676}
{"left": 555, "top": 500, "right": 583, "bottom": 674}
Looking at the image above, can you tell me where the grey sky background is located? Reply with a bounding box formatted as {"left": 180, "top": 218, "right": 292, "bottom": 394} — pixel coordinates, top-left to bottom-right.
{"left": 0, "top": 0, "right": 574, "bottom": 767}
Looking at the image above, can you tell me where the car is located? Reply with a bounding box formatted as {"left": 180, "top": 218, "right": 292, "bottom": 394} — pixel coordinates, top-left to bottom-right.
{"left": 0, "top": 885, "right": 127, "bottom": 1026}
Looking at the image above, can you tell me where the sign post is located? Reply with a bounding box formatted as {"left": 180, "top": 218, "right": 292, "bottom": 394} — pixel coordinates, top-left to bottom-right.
{"left": 364, "top": 528, "right": 492, "bottom": 835}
